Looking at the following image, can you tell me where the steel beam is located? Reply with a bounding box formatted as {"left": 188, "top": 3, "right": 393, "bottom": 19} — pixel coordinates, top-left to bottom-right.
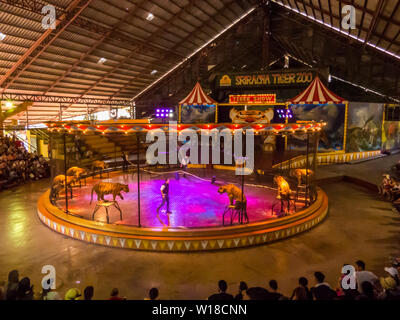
{"left": 0, "top": 0, "right": 94, "bottom": 91}
{"left": 1, "top": 93, "right": 131, "bottom": 105}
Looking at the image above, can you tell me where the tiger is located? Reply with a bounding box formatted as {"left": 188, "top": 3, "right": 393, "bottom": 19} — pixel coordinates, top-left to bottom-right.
{"left": 49, "top": 182, "right": 64, "bottom": 204}
{"left": 273, "top": 176, "right": 292, "bottom": 200}
{"left": 53, "top": 175, "right": 77, "bottom": 186}
{"left": 290, "top": 169, "right": 314, "bottom": 186}
{"left": 66, "top": 167, "right": 87, "bottom": 179}
{"left": 218, "top": 184, "right": 248, "bottom": 223}
{"left": 90, "top": 182, "right": 129, "bottom": 203}
{"left": 218, "top": 184, "right": 246, "bottom": 206}
{"left": 91, "top": 160, "right": 108, "bottom": 172}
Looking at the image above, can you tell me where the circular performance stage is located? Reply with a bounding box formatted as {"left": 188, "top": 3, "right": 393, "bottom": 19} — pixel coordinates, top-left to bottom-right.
{"left": 37, "top": 170, "right": 328, "bottom": 252}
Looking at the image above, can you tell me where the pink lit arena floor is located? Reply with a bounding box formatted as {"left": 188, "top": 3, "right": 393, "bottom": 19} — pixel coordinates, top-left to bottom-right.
{"left": 55, "top": 172, "right": 300, "bottom": 229}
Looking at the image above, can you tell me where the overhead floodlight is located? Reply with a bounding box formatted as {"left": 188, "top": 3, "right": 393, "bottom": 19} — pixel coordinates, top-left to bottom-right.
{"left": 150, "top": 69, "right": 158, "bottom": 75}
{"left": 98, "top": 57, "right": 107, "bottom": 64}
{"left": 0, "top": 32, "right": 6, "bottom": 41}
{"left": 5, "top": 101, "right": 13, "bottom": 108}
{"left": 146, "top": 13, "right": 154, "bottom": 21}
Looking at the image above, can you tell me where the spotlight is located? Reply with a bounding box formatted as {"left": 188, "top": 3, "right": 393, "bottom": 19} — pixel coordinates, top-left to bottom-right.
{"left": 146, "top": 13, "right": 154, "bottom": 21}
{"left": 97, "top": 57, "right": 107, "bottom": 64}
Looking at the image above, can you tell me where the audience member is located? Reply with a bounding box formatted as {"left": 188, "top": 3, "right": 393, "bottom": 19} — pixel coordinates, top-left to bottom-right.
{"left": 234, "top": 281, "right": 248, "bottom": 300}
{"left": 290, "top": 277, "right": 313, "bottom": 300}
{"left": 109, "top": 288, "right": 126, "bottom": 300}
{"left": 0, "top": 136, "right": 49, "bottom": 191}
{"left": 335, "top": 264, "right": 360, "bottom": 300}
{"left": 268, "top": 280, "right": 287, "bottom": 300}
{"left": 84, "top": 286, "right": 94, "bottom": 300}
{"left": 356, "top": 281, "right": 376, "bottom": 300}
{"left": 145, "top": 288, "right": 159, "bottom": 300}
{"left": 42, "top": 287, "right": 62, "bottom": 300}
{"left": 208, "top": 280, "right": 234, "bottom": 300}
{"left": 355, "top": 260, "right": 380, "bottom": 294}
{"left": 245, "top": 287, "right": 273, "bottom": 300}
{"left": 5, "top": 269, "right": 19, "bottom": 300}
{"left": 311, "top": 272, "right": 336, "bottom": 300}
{"left": 65, "top": 288, "right": 82, "bottom": 300}
{"left": 378, "top": 267, "right": 400, "bottom": 300}
{"left": 16, "top": 277, "right": 34, "bottom": 300}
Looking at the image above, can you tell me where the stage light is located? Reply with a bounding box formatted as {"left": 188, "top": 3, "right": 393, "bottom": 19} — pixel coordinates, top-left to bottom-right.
{"left": 5, "top": 101, "right": 13, "bottom": 108}
{"left": 98, "top": 57, "right": 107, "bottom": 64}
{"left": 146, "top": 13, "right": 154, "bottom": 21}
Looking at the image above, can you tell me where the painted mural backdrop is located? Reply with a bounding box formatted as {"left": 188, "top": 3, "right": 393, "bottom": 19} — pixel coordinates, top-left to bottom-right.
{"left": 291, "top": 104, "right": 346, "bottom": 152}
{"left": 383, "top": 121, "right": 400, "bottom": 150}
{"left": 181, "top": 105, "right": 216, "bottom": 123}
{"left": 346, "top": 102, "right": 383, "bottom": 152}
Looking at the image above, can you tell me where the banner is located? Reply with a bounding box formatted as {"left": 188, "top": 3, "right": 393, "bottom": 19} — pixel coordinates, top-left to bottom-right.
{"left": 217, "top": 69, "right": 319, "bottom": 88}
{"left": 228, "top": 94, "right": 276, "bottom": 105}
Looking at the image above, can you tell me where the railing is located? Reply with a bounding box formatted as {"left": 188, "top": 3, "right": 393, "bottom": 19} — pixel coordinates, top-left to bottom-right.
{"left": 272, "top": 150, "right": 382, "bottom": 170}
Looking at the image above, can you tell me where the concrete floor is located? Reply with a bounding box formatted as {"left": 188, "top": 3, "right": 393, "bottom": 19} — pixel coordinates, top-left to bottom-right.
{"left": 0, "top": 155, "right": 400, "bottom": 300}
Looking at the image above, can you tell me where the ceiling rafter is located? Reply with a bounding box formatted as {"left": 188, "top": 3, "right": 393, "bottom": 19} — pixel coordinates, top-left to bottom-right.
{"left": 276, "top": 0, "right": 400, "bottom": 53}
{"left": 376, "top": 0, "right": 400, "bottom": 47}
{"left": 0, "top": 0, "right": 94, "bottom": 91}
{"left": 42, "top": 0, "right": 150, "bottom": 94}
{"left": 0, "top": 0, "right": 186, "bottom": 59}
{"left": 61, "top": 0, "right": 234, "bottom": 112}
{"left": 363, "top": 0, "right": 385, "bottom": 46}
{"left": 110, "top": 0, "right": 243, "bottom": 100}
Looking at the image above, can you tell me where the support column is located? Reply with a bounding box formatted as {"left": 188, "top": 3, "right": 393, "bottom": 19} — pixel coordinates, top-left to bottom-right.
{"left": 136, "top": 133, "right": 141, "bottom": 227}
{"left": 63, "top": 133, "right": 69, "bottom": 214}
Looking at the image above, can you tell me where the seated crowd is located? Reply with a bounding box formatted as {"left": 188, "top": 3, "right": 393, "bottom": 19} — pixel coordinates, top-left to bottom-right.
{"left": 1, "top": 259, "right": 399, "bottom": 300}
{"left": 0, "top": 136, "right": 49, "bottom": 191}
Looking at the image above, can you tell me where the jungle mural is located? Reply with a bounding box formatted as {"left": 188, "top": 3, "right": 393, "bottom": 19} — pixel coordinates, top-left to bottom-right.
{"left": 181, "top": 105, "right": 216, "bottom": 123}
{"left": 291, "top": 104, "right": 346, "bottom": 152}
{"left": 346, "top": 102, "right": 383, "bottom": 152}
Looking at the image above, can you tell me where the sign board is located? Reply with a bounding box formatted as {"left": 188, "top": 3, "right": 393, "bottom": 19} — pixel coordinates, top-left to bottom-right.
{"left": 229, "top": 94, "right": 276, "bottom": 105}
{"left": 216, "top": 69, "right": 319, "bottom": 88}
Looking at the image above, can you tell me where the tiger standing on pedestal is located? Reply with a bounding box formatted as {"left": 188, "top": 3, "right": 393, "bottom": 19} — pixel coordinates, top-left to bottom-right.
{"left": 67, "top": 167, "right": 88, "bottom": 186}
{"left": 273, "top": 176, "right": 292, "bottom": 200}
{"left": 290, "top": 169, "right": 315, "bottom": 186}
{"left": 52, "top": 174, "right": 77, "bottom": 186}
{"left": 218, "top": 184, "right": 249, "bottom": 223}
{"left": 90, "top": 182, "right": 129, "bottom": 203}
{"left": 67, "top": 166, "right": 87, "bottom": 179}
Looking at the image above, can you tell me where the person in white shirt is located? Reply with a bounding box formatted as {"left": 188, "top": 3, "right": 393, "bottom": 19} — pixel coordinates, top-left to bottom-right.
{"left": 355, "top": 260, "right": 380, "bottom": 294}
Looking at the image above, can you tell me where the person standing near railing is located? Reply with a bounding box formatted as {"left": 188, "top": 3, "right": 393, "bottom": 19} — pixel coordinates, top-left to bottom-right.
{"left": 121, "top": 152, "right": 129, "bottom": 172}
